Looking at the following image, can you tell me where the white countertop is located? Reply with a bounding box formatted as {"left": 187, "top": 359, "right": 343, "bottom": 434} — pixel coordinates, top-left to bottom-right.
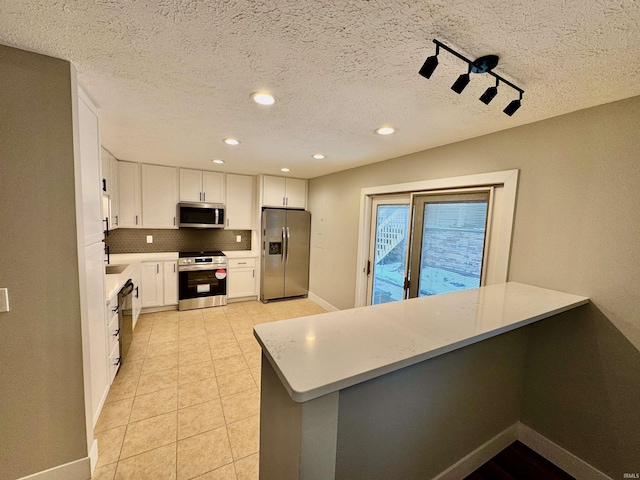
{"left": 253, "top": 282, "right": 589, "bottom": 403}
{"left": 223, "top": 250, "right": 259, "bottom": 258}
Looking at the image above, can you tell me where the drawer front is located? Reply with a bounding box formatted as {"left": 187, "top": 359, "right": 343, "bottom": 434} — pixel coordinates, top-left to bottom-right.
{"left": 107, "top": 314, "right": 120, "bottom": 352}
{"left": 108, "top": 342, "right": 120, "bottom": 383}
{"left": 229, "top": 258, "right": 256, "bottom": 268}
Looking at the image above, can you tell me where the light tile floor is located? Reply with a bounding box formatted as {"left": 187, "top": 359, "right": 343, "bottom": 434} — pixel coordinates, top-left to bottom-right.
{"left": 91, "top": 298, "right": 326, "bottom": 480}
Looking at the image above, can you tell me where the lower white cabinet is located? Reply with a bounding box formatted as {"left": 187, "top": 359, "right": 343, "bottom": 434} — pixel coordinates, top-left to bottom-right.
{"left": 164, "top": 261, "right": 178, "bottom": 305}
{"left": 105, "top": 293, "right": 120, "bottom": 383}
{"left": 141, "top": 260, "right": 178, "bottom": 308}
{"left": 228, "top": 257, "right": 257, "bottom": 299}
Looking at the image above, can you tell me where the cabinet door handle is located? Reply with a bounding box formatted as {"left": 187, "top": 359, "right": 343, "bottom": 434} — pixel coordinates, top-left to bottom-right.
{"left": 135, "top": 215, "right": 138, "bottom": 225}
{"left": 174, "top": 263, "right": 176, "bottom": 273}
{"left": 282, "top": 196, "right": 286, "bottom": 206}
{"left": 156, "top": 264, "right": 159, "bottom": 274}
{"left": 238, "top": 262, "right": 247, "bottom": 265}
{"left": 203, "top": 192, "right": 206, "bottom": 202}
{"left": 173, "top": 216, "right": 176, "bottom": 226}
{"left": 113, "top": 329, "right": 120, "bottom": 337}
{"left": 252, "top": 269, "right": 254, "bottom": 278}
{"left": 115, "top": 215, "right": 119, "bottom": 226}
{"left": 102, "top": 178, "right": 107, "bottom": 192}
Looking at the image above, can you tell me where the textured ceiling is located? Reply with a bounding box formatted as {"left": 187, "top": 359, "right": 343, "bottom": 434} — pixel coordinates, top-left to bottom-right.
{"left": 2, "top": 0, "right": 639, "bottom": 178}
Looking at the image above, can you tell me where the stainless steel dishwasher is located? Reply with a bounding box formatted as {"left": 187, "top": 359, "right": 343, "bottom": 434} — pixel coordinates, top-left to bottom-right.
{"left": 117, "top": 279, "right": 135, "bottom": 369}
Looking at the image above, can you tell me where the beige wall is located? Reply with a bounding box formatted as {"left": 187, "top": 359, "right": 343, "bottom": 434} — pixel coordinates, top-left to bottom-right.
{"left": 0, "top": 45, "right": 87, "bottom": 478}
{"left": 308, "top": 96, "right": 640, "bottom": 477}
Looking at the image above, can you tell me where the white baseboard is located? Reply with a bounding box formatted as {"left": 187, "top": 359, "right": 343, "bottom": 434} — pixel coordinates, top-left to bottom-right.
{"left": 517, "top": 423, "right": 612, "bottom": 480}
{"left": 307, "top": 291, "right": 339, "bottom": 312}
{"left": 432, "top": 424, "right": 519, "bottom": 480}
{"left": 89, "top": 439, "right": 99, "bottom": 475}
{"left": 431, "top": 422, "right": 611, "bottom": 480}
{"left": 17, "top": 456, "right": 91, "bottom": 480}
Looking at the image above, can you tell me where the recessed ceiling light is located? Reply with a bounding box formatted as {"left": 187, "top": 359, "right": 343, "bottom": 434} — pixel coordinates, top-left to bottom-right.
{"left": 251, "top": 92, "right": 276, "bottom": 106}
{"left": 212, "top": 159, "right": 225, "bottom": 164}
{"left": 223, "top": 138, "right": 240, "bottom": 145}
{"left": 312, "top": 153, "right": 325, "bottom": 160}
{"left": 281, "top": 168, "right": 290, "bottom": 172}
{"left": 375, "top": 126, "right": 396, "bottom": 135}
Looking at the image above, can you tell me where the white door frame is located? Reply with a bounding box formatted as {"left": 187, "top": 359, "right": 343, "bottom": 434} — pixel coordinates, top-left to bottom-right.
{"left": 354, "top": 170, "right": 519, "bottom": 307}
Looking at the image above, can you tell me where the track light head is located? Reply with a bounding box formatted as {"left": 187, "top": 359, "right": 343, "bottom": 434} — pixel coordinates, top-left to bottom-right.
{"left": 419, "top": 55, "right": 439, "bottom": 79}
{"left": 479, "top": 86, "right": 498, "bottom": 105}
{"left": 451, "top": 73, "right": 470, "bottom": 94}
{"left": 503, "top": 99, "right": 522, "bottom": 116}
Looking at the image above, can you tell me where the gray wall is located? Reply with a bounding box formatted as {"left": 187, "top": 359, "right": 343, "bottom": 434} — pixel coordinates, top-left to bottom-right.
{"left": 336, "top": 327, "right": 529, "bottom": 479}
{"left": 308, "top": 96, "right": 640, "bottom": 477}
{"left": 0, "top": 45, "right": 88, "bottom": 478}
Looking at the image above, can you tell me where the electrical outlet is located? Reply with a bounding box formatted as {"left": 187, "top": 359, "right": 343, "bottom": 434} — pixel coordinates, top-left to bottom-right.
{"left": 0, "top": 288, "right": 9, "bottom": 313}
{"left": 236, "top": 235, "right": 242, "bottom": 243}
{"left": 146, "top": 235, "right": 153, "bottom": 243}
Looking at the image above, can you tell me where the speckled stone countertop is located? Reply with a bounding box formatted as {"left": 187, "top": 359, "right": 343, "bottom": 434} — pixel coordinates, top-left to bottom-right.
{"left": 254, "top": 282, "right": 589, "bottom": 403}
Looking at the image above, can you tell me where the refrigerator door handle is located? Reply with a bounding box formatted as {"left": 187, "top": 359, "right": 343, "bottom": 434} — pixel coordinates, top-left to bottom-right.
{"left": 286, "top": 227, "right": 291, "bottom": 264}
{"left": 282, "top": 226, "right": 286, "bottom": 264}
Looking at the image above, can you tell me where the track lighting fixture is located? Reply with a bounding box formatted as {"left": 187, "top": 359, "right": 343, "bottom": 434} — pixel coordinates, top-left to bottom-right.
{"left": 419, "top": 39, "right": 524, "bottom": 116}
{"left": 503, "top": 91, "right": 523, "bottom": 116}
{"left": 451, "top": 65, "right": 471, "bottom": 94}
{"left": 419, "top": 44, "right": 439, "bottom": 79}
{"left": 479, "top": 79, "right": 499, "bottom": 105}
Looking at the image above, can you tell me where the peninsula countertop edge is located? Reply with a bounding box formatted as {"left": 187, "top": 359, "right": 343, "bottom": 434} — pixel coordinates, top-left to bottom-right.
{"left": 253, "top": 282, "right": 589, "bottom": 403}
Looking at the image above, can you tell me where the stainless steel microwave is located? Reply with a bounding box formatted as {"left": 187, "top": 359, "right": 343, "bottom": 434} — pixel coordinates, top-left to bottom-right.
{"left": 177, "top": 202, "right": 225, "bottom": 228}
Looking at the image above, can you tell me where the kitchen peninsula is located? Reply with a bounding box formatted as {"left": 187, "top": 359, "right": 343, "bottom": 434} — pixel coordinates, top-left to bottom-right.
{"left": 254, "top": 282, "right": 589, "bottom": 479}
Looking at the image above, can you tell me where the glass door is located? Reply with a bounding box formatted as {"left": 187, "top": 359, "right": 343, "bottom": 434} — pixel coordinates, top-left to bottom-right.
{"left": 408, "top": 191, "right": 490, "bottom": 298}
{"left": 367, "top": 196, "right": 411, "bottom": 305}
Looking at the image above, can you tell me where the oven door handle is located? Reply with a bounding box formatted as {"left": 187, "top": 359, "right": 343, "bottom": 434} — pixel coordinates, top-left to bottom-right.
{"left": 178, "top": 264, "right": 227, "bottom": 272}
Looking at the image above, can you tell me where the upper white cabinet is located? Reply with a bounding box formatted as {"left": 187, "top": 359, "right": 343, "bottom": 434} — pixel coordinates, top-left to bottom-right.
{"left": 78, "top": 92, "right": 104, "bottom": 245}
{"left": 262, "top": 175, "right": 307, "bottom": 209}
{"left": 142, "top": 164, "right": 178, "bottom": 229}
{"left": 226, "top": 174, "right": 254, "bottom": 230}
{"left": 101, "top": 148, "right": 119, "bottom": 230}
{"left": 117, "top": 161, "right": 141, "bottom": 228}
{"left": 179, "top": 169, "right": 224, "bottom": 204}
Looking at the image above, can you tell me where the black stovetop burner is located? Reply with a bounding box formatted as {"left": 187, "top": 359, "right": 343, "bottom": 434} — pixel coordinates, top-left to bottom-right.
{"left": 179, "top": 251, "right": 225, "bottom": 258}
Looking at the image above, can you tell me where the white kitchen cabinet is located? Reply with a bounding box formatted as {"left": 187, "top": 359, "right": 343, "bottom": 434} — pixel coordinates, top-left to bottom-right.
{"left": 100, "top": 148, "right": 120, "bottom": 230}
{"left": 141, "top": 262, "right": 164, "bottom": 308}
{"left": 78, "top": 92, "right": 104, "bottom": 246}
{"left": 262, "top": 175, "right": 307, "bottom": 209}
{"left": 142, "top": 164, "right": 178, "bottom": 228}
{"left": 163, "top": 261, "right": 178, "bottom": 306}
{"left": 225, "top": 174, "right": 254, "bottom": 229}
{"left": 105, "top": 292, "right": 120, "bottom": 383}
{"left": 101, "top": 147, "right": 111, "bottom": 196}
{"left": 228, "top": 257, "right": 257, "bottom": 299}
{"left": 179, "top": 169, "right": 225, "bottom": 203}
{"left": 141, "top": 260, "right": 178, "bottom": 308}
{"left": 117, "top": 161, "right": 142, "bottom": 228}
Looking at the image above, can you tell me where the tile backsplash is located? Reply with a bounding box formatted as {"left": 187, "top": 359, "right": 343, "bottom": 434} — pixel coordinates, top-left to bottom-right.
{"left": 105, "top": 228, "right": 252, "bottom": 254}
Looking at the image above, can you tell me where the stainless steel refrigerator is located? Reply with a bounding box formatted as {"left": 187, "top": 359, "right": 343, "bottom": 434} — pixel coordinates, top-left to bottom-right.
{"left": 261, "top": 208, "right": 311, "bottom": 302}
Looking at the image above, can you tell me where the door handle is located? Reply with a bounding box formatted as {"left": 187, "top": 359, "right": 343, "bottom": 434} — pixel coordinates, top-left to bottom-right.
{"left": 285, "top": 227, "right": 291, "bottom": 264}
{"left": 281, "top": 227, "right": 286, "bottom": 264}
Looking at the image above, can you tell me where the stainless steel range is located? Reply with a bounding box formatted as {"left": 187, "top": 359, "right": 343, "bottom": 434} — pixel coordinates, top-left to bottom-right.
{"left": 178, "top": 251, "right": 227, "bottom": 310}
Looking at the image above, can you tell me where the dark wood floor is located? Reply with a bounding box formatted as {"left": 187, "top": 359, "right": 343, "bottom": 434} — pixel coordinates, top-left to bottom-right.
{"left": 464, "top": 441, "right": 575, "bottom": 480}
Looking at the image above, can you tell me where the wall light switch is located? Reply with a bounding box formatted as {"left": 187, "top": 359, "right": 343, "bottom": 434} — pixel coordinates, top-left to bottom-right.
{"left": 0, "top": 288, "right": 9, "bottom": 313}
{"left": 236, "top": 235, "right": 242, "bottom": 243}
{"left": 146, "top": 235, "right": 153, "bottom": 243}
